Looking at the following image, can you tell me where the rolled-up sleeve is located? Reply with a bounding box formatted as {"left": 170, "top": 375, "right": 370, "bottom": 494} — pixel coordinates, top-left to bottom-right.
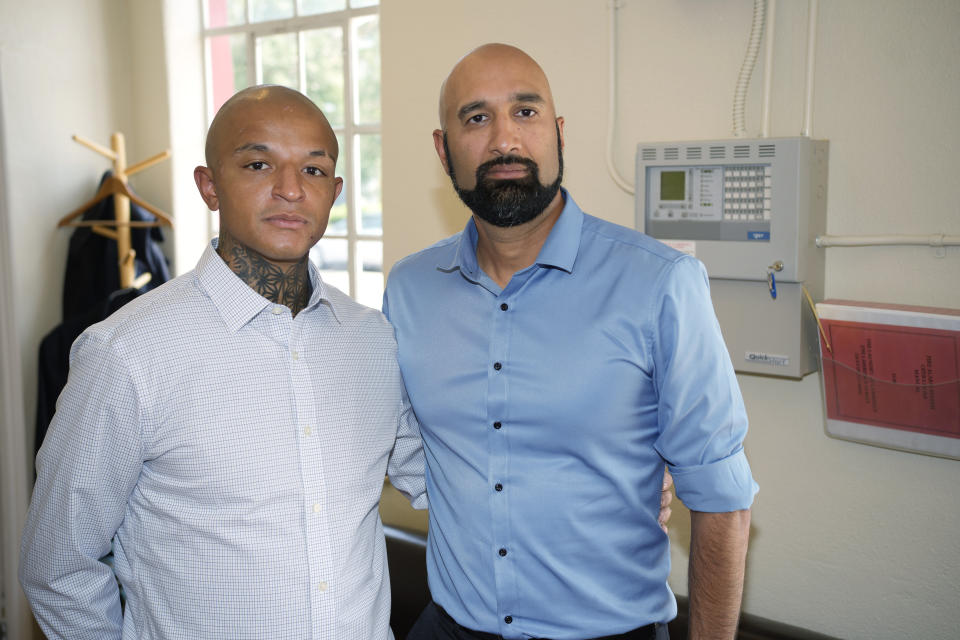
{"left": 651, "top": 256, "right": 759, "bottom": 512}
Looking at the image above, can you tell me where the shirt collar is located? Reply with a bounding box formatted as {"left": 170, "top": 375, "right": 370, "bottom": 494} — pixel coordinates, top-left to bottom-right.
{"left": 196, "top": 240, "right": 340, "bottom": 332}
{"left": 441, "top": 188, "right": 584, "bottom": 278}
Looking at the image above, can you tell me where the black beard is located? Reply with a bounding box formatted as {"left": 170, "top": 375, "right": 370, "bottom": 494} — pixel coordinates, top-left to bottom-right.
{"left": 443, "top": 127, "right": 563, "bottom": 228}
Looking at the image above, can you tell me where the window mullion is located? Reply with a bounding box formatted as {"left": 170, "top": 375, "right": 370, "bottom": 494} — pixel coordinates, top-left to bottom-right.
{"left": 248, "top": 32, "right": 259, "bottom": 85}
{"left": 203, "top": 7, "right": 376, "bottom": 37}
{"left": 342, "top": 16, "right": 358, "bottom": 299}
{"left": 297, "top": 31, "right": 306, "bottom": 94}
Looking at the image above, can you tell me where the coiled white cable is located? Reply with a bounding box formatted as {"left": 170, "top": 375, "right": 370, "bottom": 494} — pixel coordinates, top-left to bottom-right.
{"left": 733, "top": 0, "right": 767, "bottom": 137}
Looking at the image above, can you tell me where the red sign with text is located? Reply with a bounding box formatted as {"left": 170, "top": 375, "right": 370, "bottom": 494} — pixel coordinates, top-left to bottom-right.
{"left": 821, "top": 319, "right": 960, "bottom": 439}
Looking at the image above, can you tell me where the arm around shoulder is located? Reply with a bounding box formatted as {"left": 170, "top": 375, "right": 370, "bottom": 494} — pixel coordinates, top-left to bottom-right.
{"left": 385, "top": 379, "right": 427, "bottom": 510}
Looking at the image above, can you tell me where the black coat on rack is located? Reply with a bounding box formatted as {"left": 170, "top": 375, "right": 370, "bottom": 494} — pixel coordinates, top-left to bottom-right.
{"left": 36, "top": 171, "right": 172, "bottom": 457}
{"left": 62, "top": 171, "right": 171, "bottom": 319}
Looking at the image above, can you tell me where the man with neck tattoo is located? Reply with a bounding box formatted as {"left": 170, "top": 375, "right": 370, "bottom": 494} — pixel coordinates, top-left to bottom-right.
{"left": 383, "top": 44, "right": 758, "bottom": 640}
{"left": 21, "top": 86, "right": 426, "bottom": 639}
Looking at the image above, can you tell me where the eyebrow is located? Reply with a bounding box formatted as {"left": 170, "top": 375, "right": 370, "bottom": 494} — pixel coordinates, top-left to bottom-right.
{"left": 456, "top": 92, "right": 546, "bottom": 121}
{"left": 233, "top": 143, "right": 330, "bottom": 158}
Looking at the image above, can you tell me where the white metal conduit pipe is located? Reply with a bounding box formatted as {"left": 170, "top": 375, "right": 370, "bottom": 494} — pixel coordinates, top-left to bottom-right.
{"left": 606, "top": 0, "right": 633, "bottom": 194}
{"left": 816, "top": 233, "right": 960, "bottom": 248}
{"left": 801, "top": 0, "right": 819, "bottom": 137}
{"left": 760, "top": 0, "right": 776, "bottom": 138}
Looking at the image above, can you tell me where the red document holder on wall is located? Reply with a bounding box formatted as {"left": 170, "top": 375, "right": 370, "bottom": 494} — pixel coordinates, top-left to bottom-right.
{"left": 816, "top": 300, "right": 960, "bottom": 460}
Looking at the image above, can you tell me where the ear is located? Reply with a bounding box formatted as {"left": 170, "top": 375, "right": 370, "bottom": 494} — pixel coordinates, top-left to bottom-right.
{"left": 556, "top": 116, "right": 565, "bottom": 151}
{"left": 332, "top": 176, "right": 344, "bottom": 204}
{"left": 433, "top": 129, "right": 451, "bottom": 176}
{"left": 194, "top": 166, "right": 220, "bottom": 211}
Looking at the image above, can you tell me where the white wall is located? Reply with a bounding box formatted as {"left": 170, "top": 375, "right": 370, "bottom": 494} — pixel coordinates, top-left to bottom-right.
{"left": 2, "top": 0, "right": 131, "bottom": 425}
{"left": 381, "top": 1, "right": 960, "bottom": 639}
{"left": 1, "top": 3, "right": 134, "bottom": 636}
{"left": 0, "top": 1, "right": 179, "bottom": 636}
{"left": 0, "top": 47, "right": 34, "bottom": 640}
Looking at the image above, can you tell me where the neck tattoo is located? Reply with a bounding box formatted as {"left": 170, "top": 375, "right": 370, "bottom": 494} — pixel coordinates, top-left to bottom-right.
{"left": 218, "top": 242, "right": 312, "bottom": 316}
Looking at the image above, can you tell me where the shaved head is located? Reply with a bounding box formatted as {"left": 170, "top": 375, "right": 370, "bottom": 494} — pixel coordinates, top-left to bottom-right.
{"left": 437, "top": 43, "right": 557, "bottom": 131}
{"left": 432, "top": 43, "right": 565, "bottom": 228}
{"left": 194, "top": 84, "right": 343, "bottom": 272}
{"left": 204, "top": 85, "right": 338, "bottom": 172}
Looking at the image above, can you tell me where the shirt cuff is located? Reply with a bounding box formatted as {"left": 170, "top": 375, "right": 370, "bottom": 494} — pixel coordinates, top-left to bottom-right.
{"left": 669, "top": 449, "right": 759, "bottom": 512}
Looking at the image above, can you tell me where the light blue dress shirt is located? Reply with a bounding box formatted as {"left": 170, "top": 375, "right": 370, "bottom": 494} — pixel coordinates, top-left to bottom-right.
{"left": 383, "top": 191, "right": 758, "bottom": 639}
{"left": 20, "top": 242, "right": 426, "bottom": 640}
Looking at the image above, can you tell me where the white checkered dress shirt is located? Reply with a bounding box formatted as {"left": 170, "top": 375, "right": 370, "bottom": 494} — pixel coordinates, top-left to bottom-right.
{"left": 20, "top": 242, "right": 426, "bottom": 639}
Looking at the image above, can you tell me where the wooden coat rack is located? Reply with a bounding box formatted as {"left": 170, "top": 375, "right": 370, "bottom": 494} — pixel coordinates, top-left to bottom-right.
{"left": 58, "top": 132, "right": 173, "bottom": 290}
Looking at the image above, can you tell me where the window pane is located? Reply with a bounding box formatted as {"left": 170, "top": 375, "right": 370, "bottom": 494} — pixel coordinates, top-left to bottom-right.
{"left": 357, "top": 134, "right": 381, "bottom": 234}
{"left": 300, "top": 0, "right": 347, "bottom": 15}
{"left": 356, "top": 240, "right": 383, "bottom": 309}
{"left": 206, "top": 0, "right": 246, "bottom": 27}
{"left": 311, "top": 238, "right": 349, "bottom": 292}
{"left": 251, "top": 0, "right": 294, "bottom": 22}
{"left": 326, "top": 197, "right": 347, "bottom": 236}
{"left": 209, "top": 34, "right": 249, "bottom": 113}
{"left": 350, "top": 0, "right": 379, "bottom": 8}
{"left": 352, "top": 15, "right": 380, "bottom": 125}
{"left": 303, "top": 28, "right": 344, "bottom": 129}
{"left": 325, "top": 132, "right": 347, "bottom": 235}
{"left": 258, "top": 33, "right": 298, "bottom": 87}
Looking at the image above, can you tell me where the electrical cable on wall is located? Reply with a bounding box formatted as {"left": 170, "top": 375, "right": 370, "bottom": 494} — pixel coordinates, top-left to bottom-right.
{"left": 802, "top": 3, "right": 955, "bottom": 258}
{"left": 801, "top": 0, "right": 819, "bottom": 137}
{"left": 760, "top": 0, "right": 777, "bottom": 137}
{"left": 606, "top": 0, "right": 634, "bottom": 194}
{"left": 816, "top": 233, "right": 960, "bottom": 253}
{"left": 606, "top": 0, "right": 773, "bottom": 191}
{"left": 733, "top": 0, "right": 767, "bottom": 137}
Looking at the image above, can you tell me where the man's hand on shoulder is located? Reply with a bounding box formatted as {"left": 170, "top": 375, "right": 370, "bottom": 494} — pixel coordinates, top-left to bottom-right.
{"left": 659, "top": 468, "right": 674, "bottom": 532}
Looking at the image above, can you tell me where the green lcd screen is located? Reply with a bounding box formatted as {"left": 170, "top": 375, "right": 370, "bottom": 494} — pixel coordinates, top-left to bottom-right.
{"left": 660, "top": 171, "right": 686, "bottom": 201}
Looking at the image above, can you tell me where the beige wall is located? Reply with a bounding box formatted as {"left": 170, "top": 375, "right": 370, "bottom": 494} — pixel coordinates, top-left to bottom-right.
{"left": 381, "top": 1, "right": 960, "bottom": 639}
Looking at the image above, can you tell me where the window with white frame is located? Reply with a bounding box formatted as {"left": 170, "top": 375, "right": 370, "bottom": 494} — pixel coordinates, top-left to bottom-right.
{"left": 202, "top": 0, "right": 383, "bottom": 309}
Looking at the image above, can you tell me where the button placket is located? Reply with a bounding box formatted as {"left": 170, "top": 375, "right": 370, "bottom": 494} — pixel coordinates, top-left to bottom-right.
{"left": 286, "top": 322, "right": 331, "bottom": 626}
{"left": 488, "top": 291, "right": 516, "bottom": 622}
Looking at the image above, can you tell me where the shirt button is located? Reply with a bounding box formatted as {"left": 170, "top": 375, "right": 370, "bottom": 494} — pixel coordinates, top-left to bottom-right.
{"left": 312, "top": 503, "right": 321, "bottom": 513}
{"left": 292, "top": 350, "right": 300, "bottom": 361}
{"left": 504, "top": 616, "right": 513, "bottom": 624}
{"left": 495, "top": 483, "right": 503, "bottom": 492}
{"left": 500, "top": 303, "right": 508, "bottom": 311}
{"left": 272, "top": 306, "right": 284, "bottom": 315}
{"left": 498, "top": 548, "right": 507, "bottom": 557}
{"left": 317, "top": 581, "right": 328, "bottom": 592}
{"left": 493, "top": 421, "right": 502, "bottom": 430}
{"left": 493, "top": 362, "right": 502, "bottom": 371}
{"left": 304, "top": 426, "right": 312, "bottom": 436}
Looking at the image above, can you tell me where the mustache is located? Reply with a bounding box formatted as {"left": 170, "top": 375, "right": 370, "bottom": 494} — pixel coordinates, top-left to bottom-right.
{"left": 475, "top": 155, "right": 539, "bottom": 182}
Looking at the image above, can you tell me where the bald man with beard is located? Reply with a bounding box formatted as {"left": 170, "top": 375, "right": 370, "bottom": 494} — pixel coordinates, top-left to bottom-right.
{"left": 384, "top": 44, "right": 757, "bottom": 640}
{"left": 21, "top": 86, "right": 426, "bottom": 640}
